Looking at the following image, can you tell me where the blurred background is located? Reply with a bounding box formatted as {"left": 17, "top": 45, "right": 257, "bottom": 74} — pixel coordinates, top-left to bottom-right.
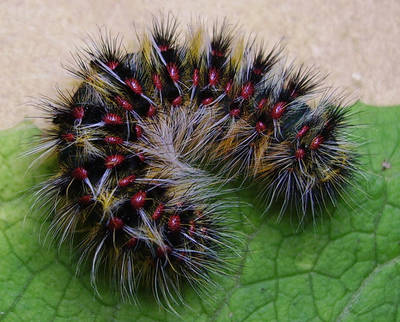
{"left": 1, "top": 0, "right": 399, "bottom": 129}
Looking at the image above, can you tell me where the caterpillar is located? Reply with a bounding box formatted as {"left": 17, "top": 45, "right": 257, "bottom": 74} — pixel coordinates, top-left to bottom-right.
{"left": 30, "top": 16, "right": 359, "bottom": 311}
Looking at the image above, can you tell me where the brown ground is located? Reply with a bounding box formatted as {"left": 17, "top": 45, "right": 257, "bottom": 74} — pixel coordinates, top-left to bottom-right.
{"left": 1, "top": 0, "right": 399, "bottom": 129}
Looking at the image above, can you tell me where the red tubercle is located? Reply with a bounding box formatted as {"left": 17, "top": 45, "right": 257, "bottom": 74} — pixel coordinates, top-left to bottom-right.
{"left": 103, "top": 113, "right": 123, "bottom": 125}
{"left": 118, "top": 175, "right": 136, "bottom": 187}
{"left": 126, "top": 237, "right": 137, "bottom": 248}
{"left": 147, "top": 105, "right": 157, "bottom": 118}
{"left": 257, "top": 98, "right": 268, "bottom": 110}
{"left": 255, "top": 121, "right": 267, "bottom": 133}
{"left": 71, "top": 167, "right": 88, "bottom": 180}
{"left": 296, "top": 125, "right": 310, "bottom": 139}
{"left": 125, "top": 78, "right": 143, "bottom": 95}
{"left": 115, "top": 96, "right": 133, "bottom": 111}
{"left": 135, "top": 125, "right": 143, "bottom": 138}
{"left": 130, "top": 191, "right": 147, "bottom": 209}
{"left": 225, "top": 80, "right": 233, "bottom": 94}
{"left": 252, "top": 67, "right": 263, "bottom": 75}
{"left": 152, "top": 203, "right": 165, "bottom": 221}
{"left": 106, "top": 61, "right": 119, "bottom": 70}
{"left": 229, "top": 108, "right": 241, "bottom": 118}
{"left": 72, "top": 106, "right": 84, "bottom": 120}
{"left": 202, "top": 97, "right": 214, "bottom": 105}
{"left": 295, "top": 148, "right": 306, "bottom": 160}
{"left": 208, "top": 67, "right": 219, "bottom": 86}
{"left": 158, "top": 44, "right": 169, "bottom": 52}
{"left": 172, "top": 96, "right": 182, "bottom": 107}
{"left": 138, "top": 153, "right": 145, "bottom": 162}
{"left": 62, "top": 133, "right": 75, "bottom": 142}
{"left": 108, "top": 217, "right": 124, "bottom": 231}
{"left": 192, "top": 68, "right": 199, "bottom": 86}
{"left": 157, "top": 245, "right": 172, "bottom": 258}
{"left": 104, "top": 136, "right": 123, "bottom": 145}
{"left": 105, "top": 154, "right": 125, "bottom": 169}
{"left": 241, "top": 82, "right": 254, "bottom": 100}
{"left": 168, "top": 214, "right": 181, "bottom": 232}
{"left": 271, "top": 102, "right": 286, "bottom": 119}
{"left": 310, "top": 135, "right": 324, "bottom": 150}
{"left": 167, "top": 63, "right": 180, "bottom": 82}
{"left": 211, "top": 49, "right": 224, "bottom": 57}
{"left": 78, "top": 195, "right": 92, "bottom": 206}
{"left": 152, "top": 74, "right": 163, "bottom": 90}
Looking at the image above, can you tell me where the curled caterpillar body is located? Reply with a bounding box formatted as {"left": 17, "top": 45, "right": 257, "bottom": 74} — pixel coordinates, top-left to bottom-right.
{"left": 31, "top": 16, "right": 358, "bottom": 309}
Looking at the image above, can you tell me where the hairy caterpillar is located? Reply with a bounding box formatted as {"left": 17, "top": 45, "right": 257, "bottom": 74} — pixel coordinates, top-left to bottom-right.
{"left": 30, "top": 16, "right": 358, "bottom": 311}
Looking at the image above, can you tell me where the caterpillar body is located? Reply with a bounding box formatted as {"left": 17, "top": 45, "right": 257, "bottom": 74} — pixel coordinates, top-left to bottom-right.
{"left": 31, "top": 16, "right": 358, "bottom": 310}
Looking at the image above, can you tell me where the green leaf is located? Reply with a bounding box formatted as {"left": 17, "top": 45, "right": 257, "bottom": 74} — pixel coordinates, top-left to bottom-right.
{"left": 1, "top": 102, "right": 399, "bottom": 321}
